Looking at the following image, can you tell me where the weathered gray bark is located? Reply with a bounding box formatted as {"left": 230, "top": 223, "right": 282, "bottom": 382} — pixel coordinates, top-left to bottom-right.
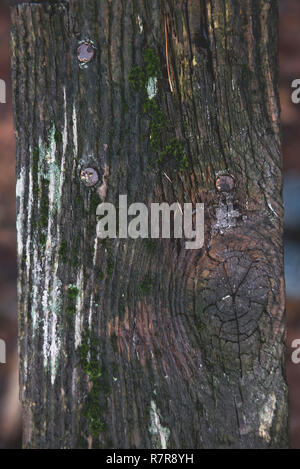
{"left": 12, "top": 0, "right": 288, "bottom": 449}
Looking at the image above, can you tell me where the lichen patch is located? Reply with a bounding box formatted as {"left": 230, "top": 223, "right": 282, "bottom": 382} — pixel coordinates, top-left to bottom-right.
{"left": 149, "top": 400, "right": 170, "bottom": 449}
{"left": 213, "top": 201, "right": 241, "bottom": 235}
{"left": 258, "top": 393, "right": 276, "bottom": 443}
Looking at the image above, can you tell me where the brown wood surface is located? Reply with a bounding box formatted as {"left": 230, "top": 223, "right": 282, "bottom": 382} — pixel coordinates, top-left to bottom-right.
{"left": 12, "top": 0, "right": 288, "bottom": 448}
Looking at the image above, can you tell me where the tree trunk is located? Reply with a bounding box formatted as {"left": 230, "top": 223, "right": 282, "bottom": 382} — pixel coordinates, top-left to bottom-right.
{"left": 12, "top": 0, "right": 288, "bottom": 449}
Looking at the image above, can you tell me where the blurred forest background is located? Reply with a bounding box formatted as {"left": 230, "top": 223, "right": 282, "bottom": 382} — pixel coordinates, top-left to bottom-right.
{"left": 0, "top": 0, "right": 299, "bottom": 448}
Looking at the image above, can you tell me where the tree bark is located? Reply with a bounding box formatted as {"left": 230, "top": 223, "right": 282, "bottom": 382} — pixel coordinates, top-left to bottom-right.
{"left": 12, "top": 0, "right": 288, "bottom": 449}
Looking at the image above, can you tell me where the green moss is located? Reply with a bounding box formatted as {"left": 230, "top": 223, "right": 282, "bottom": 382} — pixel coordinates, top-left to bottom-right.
{"left": 66, "top": 304, "right": 76, "bottom": 317}
{"left": 106, "top": 259, "right": 114, "bottom": 278}
{"left": 85, "top": 361, "right": 102, "bottom": 380}
{"left": 143, "top": 48, "right": 160, "bottom": 78}
{"left": 129, "top": 49, "right": 188, "bottom": 171}
{"left": 128, "top": 65, "right": 146, "bottom": 91}
{"left": 79, "top": 336, "right": 102, "bottom": 381}
{"left": 83, "top": 378, "right": 105, "bottom": 437}
{"left": 39, "top": 178, "right": 50, "bottom": 229}
{"left": 144, "top": 99, "right": 165, "bottom": 152}
{"left": 128, "top": 48, "right": 160, "bottom": 92}
{"left": 54, "top": 130, "right": 63, "bottom": 144}
{"left": 79, "top": 332, "right": 104, "bottom": 439}
{"left": 79, "top": 338, "right": 89, "bottom": 365}
{"left": 58, "top": 240, "right": 68, "bottom": 263}
{"left": 84, "top": 404, "right": 105, "bottom": 436}
{"left": 97, "top": 271, "right": 104, "bottom": 281}
{"left": 90, "top": 193, "right": 100, "bottom": 215}
{"left": 160, "top": 138, "right": 189, "bottom": 170}
{"left": 32, "top": 148, "right": 40, "bottom": 175}
{"left": 39, "top": 232, "right": 47, "bottom": 247}
{"left": 67, "top": 285, "right": 79, "bottom": 299}
{"left": 65, "top": 283, "right": 79, "bottom": 318}
{"left": 139, "top": 274, "right": 153, "bottom": 294}
{"left": 195, "top": 319, "right": 205, "bottom": 333}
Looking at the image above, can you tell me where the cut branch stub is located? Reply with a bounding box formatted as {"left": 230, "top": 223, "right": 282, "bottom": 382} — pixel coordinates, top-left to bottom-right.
{"left": 80, "top": 167, "right": 99, "bottom": 187}
{"left": 216, "top": 174, "right": 235, "bottom": 192}
{"left": 77, "top": 42, "right": 95, "bottom": 63}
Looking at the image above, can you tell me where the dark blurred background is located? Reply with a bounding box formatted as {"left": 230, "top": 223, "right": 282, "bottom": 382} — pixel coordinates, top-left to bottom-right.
{"left": 0, "top": 0, "right": 300, "bottom": 449}
{"left": 0, "top": 0, "right": 20, "bottom": 449}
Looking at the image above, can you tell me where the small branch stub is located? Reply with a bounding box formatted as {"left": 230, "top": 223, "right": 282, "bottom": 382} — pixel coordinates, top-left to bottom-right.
{"left": 215, "top": 174, "right": 235, "bottom": 192}
{"left": 77, "top": 42, "right": 95, "bottom": 64}
{"left": 80, "top": 167, "right": 99, "bottom": 187}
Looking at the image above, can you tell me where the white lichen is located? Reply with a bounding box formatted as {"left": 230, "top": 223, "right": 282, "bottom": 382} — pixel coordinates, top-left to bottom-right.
{"left": 39, "top": 126, "right": 61, "bottom": 213}
{"left": 75, "top": 266, "right": 84, "bottom": 349}
{"left": 267, "top": 201, "right": 279, "bottom": 219}
{"left": 49, "top": 278, "right": 62, "bottom": 385}
{"left": 40, "top": 93, "right": 68, "bottom": 382}
{"left": 25, "top": 165, "right": 33, "bottom": 279}
{"left": 16, "top": 166, "right": 25, "bottom": 259}
{"left": 147, "top": 77, "right": 158, "bottom": 100}
{"left": 213, "top": 201, "right": 240, "bottom": 234}
{"left": 149, "top": 400, "right": 170, "bottom": 449}
{"left": 258, "top": 393, "right": 276, "bottom": 443}
{"left": 222, "top": 294, "right": 231, "bottom": 300}
{"left": 88, "top": 236, "right": 99, "bottom": 328}
{"left": 46, "top": 97, "right": 68, "bottom": 383}
{"left": 73, "top": 104, "right": 78, "bottom": 157}
{"left": 137, "top": 15, "right": 143, "bottom": 33}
